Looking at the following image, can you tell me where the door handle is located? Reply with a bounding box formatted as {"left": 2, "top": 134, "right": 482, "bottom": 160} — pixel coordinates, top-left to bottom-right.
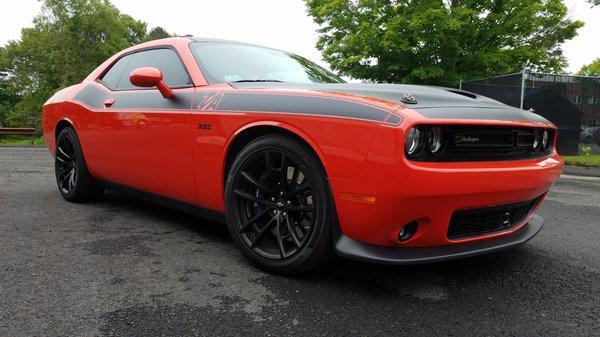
{"left": 104, "top": 99, "right": 116, "bottom": 108}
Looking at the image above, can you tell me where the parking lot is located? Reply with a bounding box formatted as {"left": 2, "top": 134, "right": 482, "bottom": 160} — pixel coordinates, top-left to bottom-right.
{"left": 1, "top": 147, "right": 599, "bottom": 337}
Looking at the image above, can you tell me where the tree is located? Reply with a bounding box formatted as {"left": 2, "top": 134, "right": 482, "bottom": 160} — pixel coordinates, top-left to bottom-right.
{"left": 0, "top": 47, "right": 20, "bottom": 126}
{"left": 588, "top": 0, "right": 599, "bottom": 6}
{"left": 305, "top": 0, "right": 584, "bottom": 87}
{"left": 2, "top": 0, "right": 148, "bottom": 127}
{"left": 146, "top": 26, "right": 171, "bottom": 41}
{"left": 577, "top": 58, "right": 600, "bottom": 76}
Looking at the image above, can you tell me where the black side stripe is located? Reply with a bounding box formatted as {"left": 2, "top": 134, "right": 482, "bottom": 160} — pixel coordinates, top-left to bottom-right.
{"left": 73, "top": 85, "right": 393, "bottom": 123}
{"left": 383, "top": 114, "right": 402, "bottom": 125}
{"left": 110, "top": 91, "right": 193, "bottom": 110}
{"left": 74, "top": 84, "right": 194, "bottom": 110}
{"left": 73, "top": 84, "right": 107, "bottom": 109}
{"left": 195, "top": 92, "right": 391, "bottom": 123}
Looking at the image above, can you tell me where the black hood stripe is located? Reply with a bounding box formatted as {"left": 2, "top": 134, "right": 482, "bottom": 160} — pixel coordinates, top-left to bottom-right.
{"left": 416, "top": 107, "right": 550, "bottom": 123}
{"left": 231, "top": 82, "right": 552, "bottom": 124}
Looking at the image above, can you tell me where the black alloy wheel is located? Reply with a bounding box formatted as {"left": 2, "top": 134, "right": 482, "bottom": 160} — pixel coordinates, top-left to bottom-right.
{"left": 55, "top": 133, "right": 78, "bottom": 195}
{"left": 55, "top": 127, "right": 104, "bottom": 202}
{"left": 225, "top": 135, "right": 333, "bottom": 274}
{"left": 232, "top": 149, "right": 315, "bottom": 259}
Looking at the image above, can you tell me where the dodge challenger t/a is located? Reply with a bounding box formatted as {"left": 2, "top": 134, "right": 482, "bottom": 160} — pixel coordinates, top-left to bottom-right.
{"left": 42, "top": 37, "right": 563, "bottom": 274}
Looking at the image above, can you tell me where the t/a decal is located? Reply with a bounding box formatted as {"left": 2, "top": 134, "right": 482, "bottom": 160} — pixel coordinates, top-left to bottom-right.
{"left": 197, "top": 92, "right": 224, "bottom": 110}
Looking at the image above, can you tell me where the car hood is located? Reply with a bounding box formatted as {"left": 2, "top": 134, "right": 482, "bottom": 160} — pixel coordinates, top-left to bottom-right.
{"left": 231, "top": 82, "right": 551, "bottom": 124}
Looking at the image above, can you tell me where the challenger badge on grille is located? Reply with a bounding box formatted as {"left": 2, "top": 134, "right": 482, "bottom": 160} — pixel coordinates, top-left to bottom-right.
{"left": 455, "top": 135, "right": 480, "bottom": 144}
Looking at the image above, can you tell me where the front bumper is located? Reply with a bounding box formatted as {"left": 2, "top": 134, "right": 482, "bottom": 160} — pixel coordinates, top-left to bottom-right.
{"left": 335, "top": 214, "right": 543, "bottom": 265}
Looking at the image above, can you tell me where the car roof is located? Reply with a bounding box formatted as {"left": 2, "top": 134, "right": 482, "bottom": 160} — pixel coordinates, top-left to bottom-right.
{"left": 189, "top": 37, "right": 284, "bottom": 51}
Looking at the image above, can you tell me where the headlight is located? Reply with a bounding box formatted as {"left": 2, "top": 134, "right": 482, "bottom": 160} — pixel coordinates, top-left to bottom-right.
{"left": 542, "top": 129, "right": 550, "bottom": 150}
{"left": 405, "top": 127, "right": 424, "bottom": 156}
{"left": 406, "top": 126, "right": 445, "bottom": 157}
{"left": 533, "top": 129, "right": 542, "bottom": 150}
{"left": 427, "top": 127, "right": 444, "bottom": 154}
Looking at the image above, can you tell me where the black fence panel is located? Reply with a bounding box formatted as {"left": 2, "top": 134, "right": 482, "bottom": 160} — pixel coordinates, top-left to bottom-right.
{"left": 461, "top": 73, "right": 523, "bottom": 109}
{"left": 462, "top": 71, "right": 600, "bottom": 156}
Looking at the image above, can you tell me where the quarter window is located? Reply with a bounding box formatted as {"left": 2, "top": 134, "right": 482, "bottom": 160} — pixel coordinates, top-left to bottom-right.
{"left": 100, "top": 54, "right": 132, "bottom": 89}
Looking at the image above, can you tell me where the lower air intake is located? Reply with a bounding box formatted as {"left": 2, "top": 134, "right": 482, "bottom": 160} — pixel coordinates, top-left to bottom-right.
{"left": 447, "top": 196, "right": 541, "bottom": 239}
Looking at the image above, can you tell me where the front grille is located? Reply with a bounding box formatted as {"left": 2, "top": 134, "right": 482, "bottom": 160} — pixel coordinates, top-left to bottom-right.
{"left": 420, "top": 126, "right": 553, "bottom": 162}
{"left": 447, "top": 197, "right": 541, "bottom": 239}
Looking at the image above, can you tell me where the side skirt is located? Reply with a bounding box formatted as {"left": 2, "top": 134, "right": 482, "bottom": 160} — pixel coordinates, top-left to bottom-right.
{"left": 98, "top": 180, "right": 226, "bottom": 224}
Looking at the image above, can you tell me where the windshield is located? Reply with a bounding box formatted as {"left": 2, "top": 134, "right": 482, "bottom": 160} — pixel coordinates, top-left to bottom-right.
{"left": 190, "top": 42, "right": 345, "bottom": 84}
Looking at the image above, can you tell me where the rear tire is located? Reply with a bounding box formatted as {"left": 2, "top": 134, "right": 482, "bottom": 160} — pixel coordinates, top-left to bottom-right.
{"left": 225, "top": 134, "right": 334, "bottom": 274}
{"left": 55, "top": 127, "right": 104, "bottom": 202}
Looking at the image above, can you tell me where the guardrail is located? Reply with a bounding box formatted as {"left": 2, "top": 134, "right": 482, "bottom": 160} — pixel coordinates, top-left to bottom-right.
{"left": 0, "top": 127, "right": 37, "bottom": 145}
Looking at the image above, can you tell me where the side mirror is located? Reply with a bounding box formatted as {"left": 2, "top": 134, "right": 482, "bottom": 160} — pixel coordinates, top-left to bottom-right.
{"left": 129, "top": 67, "right": 174, "bottom": 99}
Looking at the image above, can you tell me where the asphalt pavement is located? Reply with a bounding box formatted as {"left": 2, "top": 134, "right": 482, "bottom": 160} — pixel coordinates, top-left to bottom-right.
{"left": 1, "top": 147, "right": 599, "bottom": 337}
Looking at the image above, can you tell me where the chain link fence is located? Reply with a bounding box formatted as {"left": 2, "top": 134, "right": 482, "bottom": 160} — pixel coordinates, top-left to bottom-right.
{"left": 461, "top": 71, "right": 600, "bottom": 155}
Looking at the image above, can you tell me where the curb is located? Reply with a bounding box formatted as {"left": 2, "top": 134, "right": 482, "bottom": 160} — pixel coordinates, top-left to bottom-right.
{"left": 0, "top": 145, "right": 46, "bottom": 148}
{"left": 1, "top": 146, "right": 599, "bottom": 178}
{"left": 563, "top": 165, "right": 600, "bottom": 178}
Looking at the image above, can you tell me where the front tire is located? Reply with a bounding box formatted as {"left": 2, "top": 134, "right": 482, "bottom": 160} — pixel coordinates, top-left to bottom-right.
{"left": 55, "top": 127, "right": 104, "bottom": 202}
{"left": 225, "top": 135, "right": 334, "bottom": 274}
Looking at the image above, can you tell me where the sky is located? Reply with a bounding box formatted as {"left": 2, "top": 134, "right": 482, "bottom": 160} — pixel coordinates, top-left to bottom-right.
{"left": 0, "top": 0, "right": 598, "bottom": 74}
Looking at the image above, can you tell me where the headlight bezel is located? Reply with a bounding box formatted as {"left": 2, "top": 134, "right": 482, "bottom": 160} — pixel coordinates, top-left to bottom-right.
{"left": 541, "top": 129, "right": 550, "bottom": 151}
{"left": 405, "top": 125, "right": 446, "bottom": 158}
{"left": 405, "top": 127, "right": 425, "bottom": 156}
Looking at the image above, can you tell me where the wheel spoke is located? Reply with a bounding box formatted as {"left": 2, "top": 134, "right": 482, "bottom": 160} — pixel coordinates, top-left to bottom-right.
{"left": 68, "top": 169, "right": 76, "bottom": 190}
{"left": 279, "top": 154, "right": 288, "bottom": 184}
{"left": 285, "top": 183, "right": 311, "bottom": 197}
{"left": 239, "top": 207, "right": 273, "bottom": 233}
{"left": 233, "top": 189, "right": 272, "bottom": 206}
{"left": 58, "top": 167, "right": 71, "bottom": 180}
{"left": 275, "top": 215, "right": 286, "bottom": 258}
{"left": 56, "top": 155, "right": 69, "bottom": 165}
{"left": 284, "top": 213, "right": 302, "bottom": 248}
{"left": 240, "top": 171, "right": 272, "bottom": 194}
{"left": 60, "top": 168, "right": 74, "bottom": 191}
{"left": 265, "top": 151, "right": 273, "bottom": 171}
{"left": 57, "top": 145, "right": 72, "bottom": 160}
{"left": 58, "top": 173, "right": 67, "bottom": 190}
{"left": 250, "top": 216, "right": 277, "bottom": 248}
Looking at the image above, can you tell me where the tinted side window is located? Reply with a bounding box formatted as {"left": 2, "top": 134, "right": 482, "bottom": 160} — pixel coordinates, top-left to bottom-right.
{"left": 100, "top": 54, "right": 132, "bottom": 89}
{"left": 116, "top": 49, "right": 191, "bottom": 89}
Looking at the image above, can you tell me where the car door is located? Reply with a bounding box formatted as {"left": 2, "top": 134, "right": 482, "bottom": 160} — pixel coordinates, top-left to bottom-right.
{"left": 95, "top": 48, "right": 197, "bottom": 204}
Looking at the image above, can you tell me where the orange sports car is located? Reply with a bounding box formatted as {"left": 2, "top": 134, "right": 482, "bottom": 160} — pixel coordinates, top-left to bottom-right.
{"left": 42, "top": 37, "right": 563, "bottom": 274}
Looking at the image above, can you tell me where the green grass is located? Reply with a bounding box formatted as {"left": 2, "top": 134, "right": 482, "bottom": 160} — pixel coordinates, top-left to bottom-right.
{"left": 0, "top": 135, "right": 45, "bottom": 146}
{"left": 563, "top": 155, "right": 600, "bottom": 167}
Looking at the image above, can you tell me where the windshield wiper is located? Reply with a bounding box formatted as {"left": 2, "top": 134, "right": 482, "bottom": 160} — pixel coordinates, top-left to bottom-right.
{"left": 231, "top": 79, "right": 283, "bottom": 83}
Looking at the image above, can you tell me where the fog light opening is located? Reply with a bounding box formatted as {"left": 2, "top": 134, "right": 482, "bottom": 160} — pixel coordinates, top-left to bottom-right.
{"left": 398, "top": 221, "right": 419, "bottom": 242}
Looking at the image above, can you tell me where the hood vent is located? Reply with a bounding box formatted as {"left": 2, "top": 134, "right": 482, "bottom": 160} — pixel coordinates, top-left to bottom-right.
{"left": 447, "top": 90, "right": 477, "bottom": 99}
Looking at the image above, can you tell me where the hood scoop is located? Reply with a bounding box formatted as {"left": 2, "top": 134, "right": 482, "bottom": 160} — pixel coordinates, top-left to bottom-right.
{"left": 400, "top": 93, "right": 418, "bottom": 104}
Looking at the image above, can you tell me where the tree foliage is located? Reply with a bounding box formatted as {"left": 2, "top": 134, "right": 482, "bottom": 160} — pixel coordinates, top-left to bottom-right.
{"left": 0, "top": 0, "right": 167, "bottom": 127}
{"left": 0, "top": 47, "right": 20, "bottom": 126}
{"left": 577, "top": 58, "right": 600, "bottom": 76}
{"left": 147, "top": 26, "right": 172, "bottom": 41}
{"left": 305, "top": 0, "right": 584, "bottom": 87}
